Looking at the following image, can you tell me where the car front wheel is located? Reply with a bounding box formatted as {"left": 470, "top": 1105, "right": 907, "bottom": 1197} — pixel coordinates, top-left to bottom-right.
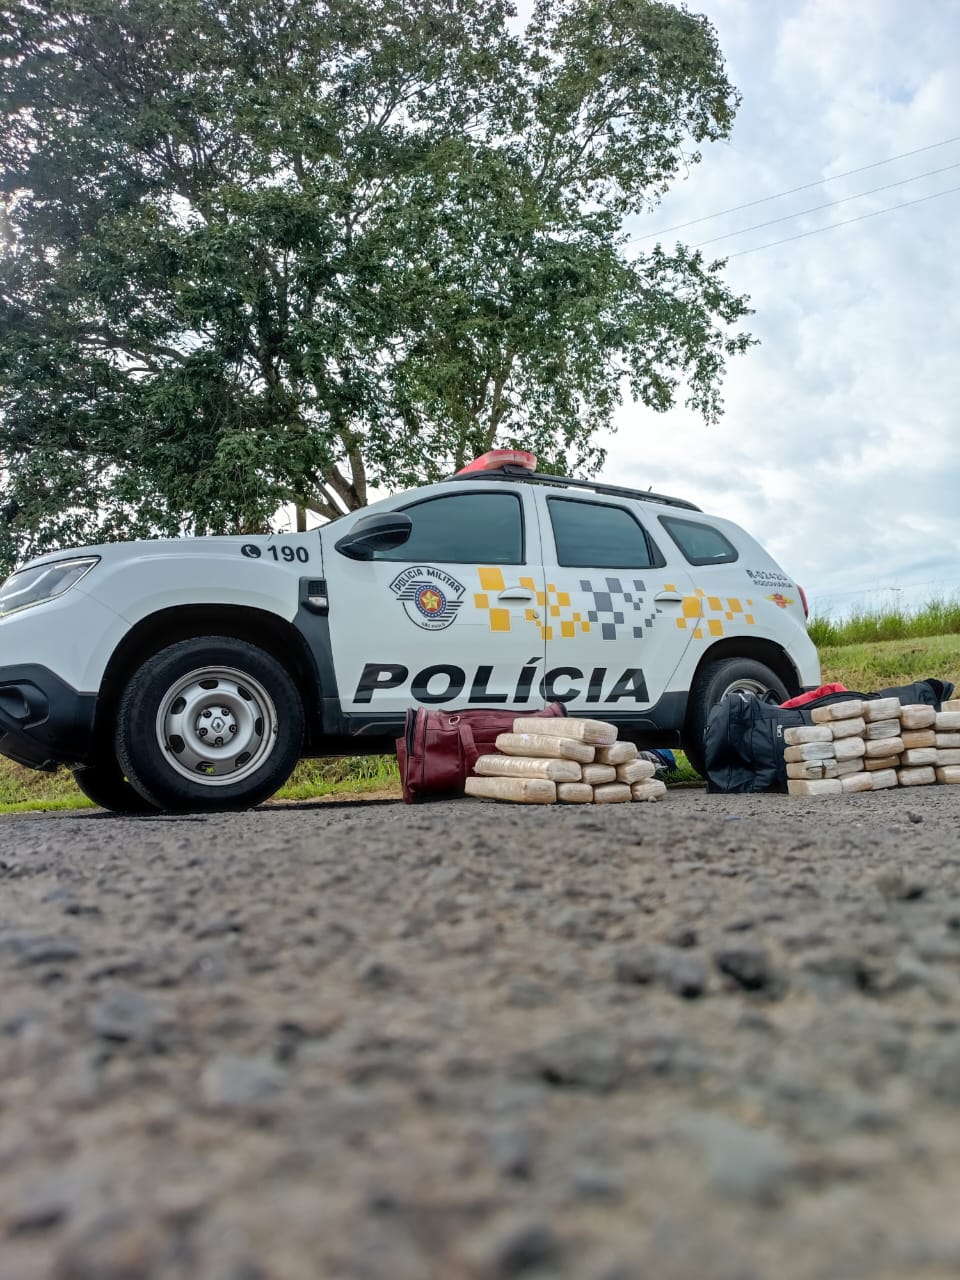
{"left": 115, "top": 637, "right": 304, "bottom": 812}
{"left": 683, "top": 656, "right": 790, "bottom": 777}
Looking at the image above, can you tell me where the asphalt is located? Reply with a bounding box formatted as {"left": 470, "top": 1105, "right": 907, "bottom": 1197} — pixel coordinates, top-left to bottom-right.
{"left": 2, "top": 786, "right": 960, "bottom": 1280}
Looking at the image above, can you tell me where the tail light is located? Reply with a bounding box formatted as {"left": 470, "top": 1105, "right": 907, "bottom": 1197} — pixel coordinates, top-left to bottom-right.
{"left": 798, "top": 585, "right": 809, "bottom": 619}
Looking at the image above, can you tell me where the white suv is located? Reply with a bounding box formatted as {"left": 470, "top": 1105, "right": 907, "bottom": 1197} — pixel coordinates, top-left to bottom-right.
{"left": 0, "top": 450, "right": 820, "bottom": 811}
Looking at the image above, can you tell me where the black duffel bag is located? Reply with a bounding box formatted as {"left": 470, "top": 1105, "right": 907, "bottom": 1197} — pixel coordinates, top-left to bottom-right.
{"left": 703, "top": 679, "right": 954, "bottom": 794}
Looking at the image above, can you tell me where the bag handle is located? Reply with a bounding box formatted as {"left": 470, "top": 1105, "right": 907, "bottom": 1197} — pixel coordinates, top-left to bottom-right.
{"left": 459, "top": 720, "right": 482, "bottom": 772}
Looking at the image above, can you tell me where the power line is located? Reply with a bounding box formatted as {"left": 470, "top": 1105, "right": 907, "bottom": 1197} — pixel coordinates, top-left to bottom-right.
{"left": 694, "top": 160, "right": 960, "bottom": 248}
{"left": 635, "top": 133, "right": 960, "bottom": 240}
{"left": 724, "top": 181, "right": 960, "bottom": 259}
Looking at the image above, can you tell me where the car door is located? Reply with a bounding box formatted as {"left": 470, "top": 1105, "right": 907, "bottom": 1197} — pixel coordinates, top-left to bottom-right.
{"left": 325, "top": 486, "right": 547, "bottom": 716}
{"left": 536, "top": 492, "right": 699, "bottom": 713}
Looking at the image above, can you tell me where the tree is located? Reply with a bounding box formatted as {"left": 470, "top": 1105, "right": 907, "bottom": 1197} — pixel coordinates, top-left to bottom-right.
{"left": 0, "top": 0, "right": 753, "bottom": 565}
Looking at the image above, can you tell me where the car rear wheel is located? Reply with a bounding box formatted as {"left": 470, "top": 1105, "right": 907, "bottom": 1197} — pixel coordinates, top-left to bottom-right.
{"left": 72, "top": 761, "right": 157, "bottom": 814}
{"left": 683, "top": 657, "right": 790, "bottom": 777}
{"left": 115, "top": 636, "right": 304, "bottom": 812}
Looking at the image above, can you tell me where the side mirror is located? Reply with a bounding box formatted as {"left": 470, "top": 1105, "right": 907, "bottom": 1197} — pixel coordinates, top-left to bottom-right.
{"left": 334, "top": 511, "right": 413, "bottom": 561}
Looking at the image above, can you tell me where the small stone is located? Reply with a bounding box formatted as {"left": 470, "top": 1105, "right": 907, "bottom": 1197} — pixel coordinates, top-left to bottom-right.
{"left": 681, "top": 1114, "right": 795, "bottom": 1205}
{"left": 875, "top": 870, "right": 927, "bottom": 901}
{"left": 201, "top": 1054, "right": 287, "bottom": 1108}
{"left": 8, "top": 934, "right": 83, "bottom": 966}
{"left": 466, "top": 1217, "right": 560, "bottom": 1277}
{"left": 713, "top": 945, "right": 780, "bottom": 993}
{"left": 486, "top": 1125, "right": 538, "bottom": 1179}
{"left": 663, "top": 923, "right": 698, "bottom": 948}
{"left": 7, "top": 1176, "right": 76, "bottom": 1234}
{"left": 614, "top": 948, "right": 658, "bottom": 985}
{"left": 534, "top": 1031, "right": 625, "bottom": 1092}
{"left": 659, "top": 951, "right": 708, "bottom": 999}
{"left": 355, "top": 957, "right": 403, "bottom": 989}
{"left": 86, "top": 990, "right": 173, "bottom": 1044}
{"left": 571, "top": 1163, "right": 624, "bottom": 1201}
{"left": 53, "top": 1210, "right": 168, "bottom": 1280}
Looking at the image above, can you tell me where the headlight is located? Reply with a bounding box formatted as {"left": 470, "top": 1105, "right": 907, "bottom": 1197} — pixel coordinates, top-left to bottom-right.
{"left": 0, "top": 556, "right": 100, "bottom": 617}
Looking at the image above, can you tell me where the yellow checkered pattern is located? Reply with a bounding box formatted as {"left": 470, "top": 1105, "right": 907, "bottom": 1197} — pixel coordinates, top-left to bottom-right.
{"left": 674, "top": 587, "right": 756, "bottom": 639}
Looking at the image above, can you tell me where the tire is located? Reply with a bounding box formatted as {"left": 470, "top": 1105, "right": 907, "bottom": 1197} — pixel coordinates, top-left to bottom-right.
{"left": 72, "top": 761, "right": 158, "bottom": 814}
{"left": 683, "top": 657, "right": 790, "bottom": 778}
{"left": 115, "top": 636, "right": 305, "bottom": 813}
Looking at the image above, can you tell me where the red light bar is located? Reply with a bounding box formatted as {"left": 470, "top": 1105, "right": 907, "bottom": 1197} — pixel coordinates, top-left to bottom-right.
{"left": 455, "top": 449, "right": 537, "bottom": 476}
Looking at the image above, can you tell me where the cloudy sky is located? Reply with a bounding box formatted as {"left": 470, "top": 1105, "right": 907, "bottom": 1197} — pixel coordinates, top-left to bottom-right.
{"left": 599, "top": 0, "right": 960, "bottom": 620}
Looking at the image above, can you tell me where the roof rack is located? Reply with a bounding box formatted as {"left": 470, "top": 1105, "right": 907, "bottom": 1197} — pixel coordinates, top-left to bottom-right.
{"left": 447, "top": 464, "right": 702, "bottom": 512}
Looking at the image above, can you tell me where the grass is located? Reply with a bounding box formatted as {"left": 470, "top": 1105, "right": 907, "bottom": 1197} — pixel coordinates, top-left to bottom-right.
{"left": 807, "top": 597, "right": 960, "bottom": 648}
{"left": 2, "top": 598, "right": 957, "bottom": 811}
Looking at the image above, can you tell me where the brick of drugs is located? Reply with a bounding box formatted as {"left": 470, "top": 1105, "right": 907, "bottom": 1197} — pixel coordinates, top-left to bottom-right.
{"left": 900, "top": 704, "right": 936, "bottom": 729}
{"left": 940, "top": 699, "right": 960, "bottom": 714}
{"left": 935, "top": 711, "right": 960, "bottom": 732}
{"left": 496, "top": 733, "right": 595, "bottom": 763}
{"left": 865, "top": 755, "right": 901, "bottom": 771}
{"left": 787, "top": 778, "right": 843, "bottom": 796}
{"left": 866, "top": 718, "right": 901, "bottom": 740}
{"left": 616, "top": 759, "right": 656, "bottom": 784}
{"left": 898, "top": 766, "right": 936, "bottom": 787}
{"left": 784, "top": 742, "right": 836, "bottom": 762}
{"left": 864, "top": 697, "right": 902, "bottom": 722}
{"left": 900, "top": 729, "right": 936, "bottom": 750}
{"left": 783, "top": 724, "right": 833, "bottom": 745}
{"left": 935, "top": 749, "right": 960, "bottom": 766}
{"left": 594, "top": 741, "right": 638, "bottom": 765}
{"left": 593, "top": 782, "right": 632, "bottom": 804}
{"left": 936, "top": 732, "right": 960, "bottom": 748}
{"left": 831, "top": 717, "right": 867, "bottom": 739}
{"left": 868, "top": 768, "right": 899, "bottom": 790}
{"left": 900, "top": 747, "right": 938, "bottom": 767}
{"left": 786, "top": 760, "right": 840, "bottom": 780}
{"left": 581, "top": 763, "right": 617, "bottom": 785}
{"left": 836, "top": 757, "right": 865, "bottom": 777}
{"left": 841, "top": 771, "right": 873, "bottom": 793}
{"left": 811, "top": 700, "right": 864, "bottom": 723}
{"left": 557, "top": 782, "right": 595, "bottom": 803}
{"left": 473, "top": 754, "right": 582, "bottom": 782}
{"left": 865, "top": 737, "right": 904, "bottom": 758}
{"left": 834, "top": 737, "right": 866, "bottom": 761}
{"left": 512, "top": 716, "right": 617, "bottom": 745}
{"left": 935, "top": 766, "right": 960, "bottom": 784}
{"left": 631, "top": 779, "right": 668, "bottom": 802}
{"left": 465, "top": 776, "right": 557, "bottom": 804}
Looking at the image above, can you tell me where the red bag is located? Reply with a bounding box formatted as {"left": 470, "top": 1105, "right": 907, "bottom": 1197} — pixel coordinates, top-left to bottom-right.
{"left": 396, "top": 703, "right": 567, "bottom": 803}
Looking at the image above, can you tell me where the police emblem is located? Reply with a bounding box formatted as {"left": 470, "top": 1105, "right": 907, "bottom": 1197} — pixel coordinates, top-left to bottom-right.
{"left": 390, "top": 566, "right": 465, "bottom": 630}
{"left": 767, "top": 593, "right": 794, "bottom": 609}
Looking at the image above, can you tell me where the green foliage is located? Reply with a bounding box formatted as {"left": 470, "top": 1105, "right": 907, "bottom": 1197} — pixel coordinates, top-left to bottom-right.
{"left": 0, "top": 0, "right": 753, "bottom": 566}
{"left": 808, "top": 598, "right": 960, "bottom": 648}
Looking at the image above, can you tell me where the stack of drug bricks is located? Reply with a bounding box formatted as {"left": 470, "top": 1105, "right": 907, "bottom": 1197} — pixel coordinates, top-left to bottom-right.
{"left": 464, "top": 716, "right": 667, "bottom": 805}
{"left": 784, "top": 697, "right": 960, "bottom": 796}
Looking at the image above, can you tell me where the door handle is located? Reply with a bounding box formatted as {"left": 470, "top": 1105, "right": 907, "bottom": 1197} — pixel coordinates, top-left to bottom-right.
{"left": 654, "top": 592, "right": 684, "bottom": 603}
{"left": 497, "top": 588, "right": 535, "bottom": 602}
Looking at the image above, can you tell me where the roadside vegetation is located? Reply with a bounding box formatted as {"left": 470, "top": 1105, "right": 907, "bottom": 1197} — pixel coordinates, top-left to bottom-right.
{"left": 3, "top": 600, "right": 959, "bottom": 812}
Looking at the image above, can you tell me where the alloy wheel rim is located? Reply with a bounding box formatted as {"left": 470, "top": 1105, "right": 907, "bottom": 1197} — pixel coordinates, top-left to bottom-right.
{"left": 155, "top": 665, "right": 278, "bottom": 786}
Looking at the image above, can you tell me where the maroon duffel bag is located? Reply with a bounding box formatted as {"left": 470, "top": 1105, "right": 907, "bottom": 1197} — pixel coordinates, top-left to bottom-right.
{"left": 396, "top": 703, "right": 567, "bottom": 803}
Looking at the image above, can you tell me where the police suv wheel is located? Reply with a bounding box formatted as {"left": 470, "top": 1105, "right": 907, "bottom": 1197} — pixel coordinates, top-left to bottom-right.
{"left": 683, "top": 657, "right": 790, "bottom": 778}
{"left": 72, "top": 761, "right": 157, "bottom": 814}
{"left": 115, "top": 637, "right": 304, "bottom": 812}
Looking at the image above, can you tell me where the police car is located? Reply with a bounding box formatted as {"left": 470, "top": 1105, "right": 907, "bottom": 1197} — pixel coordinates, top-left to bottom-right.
{"left": 0, "top": 450, "right": 820, "bottom": 812}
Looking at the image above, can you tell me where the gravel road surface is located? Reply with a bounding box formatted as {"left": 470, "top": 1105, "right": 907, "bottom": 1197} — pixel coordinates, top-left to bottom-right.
{"left": 2, "top": 786, "right": 960, "bottom": 1280}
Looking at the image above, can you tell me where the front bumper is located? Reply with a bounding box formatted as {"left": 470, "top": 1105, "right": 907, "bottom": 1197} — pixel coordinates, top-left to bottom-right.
{"left": 0, "top": 665, "right": 97, "bottom": 771}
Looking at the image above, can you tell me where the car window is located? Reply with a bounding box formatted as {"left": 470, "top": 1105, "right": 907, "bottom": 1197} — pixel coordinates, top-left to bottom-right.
{"left": 374, "top": 491, "right": 524, "bottom": 564}
{"left": 547, "top": 497, "right": 658, "bottom": 568}
{"left": 659, "top": 515, "right": 738, "bottom": 565}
